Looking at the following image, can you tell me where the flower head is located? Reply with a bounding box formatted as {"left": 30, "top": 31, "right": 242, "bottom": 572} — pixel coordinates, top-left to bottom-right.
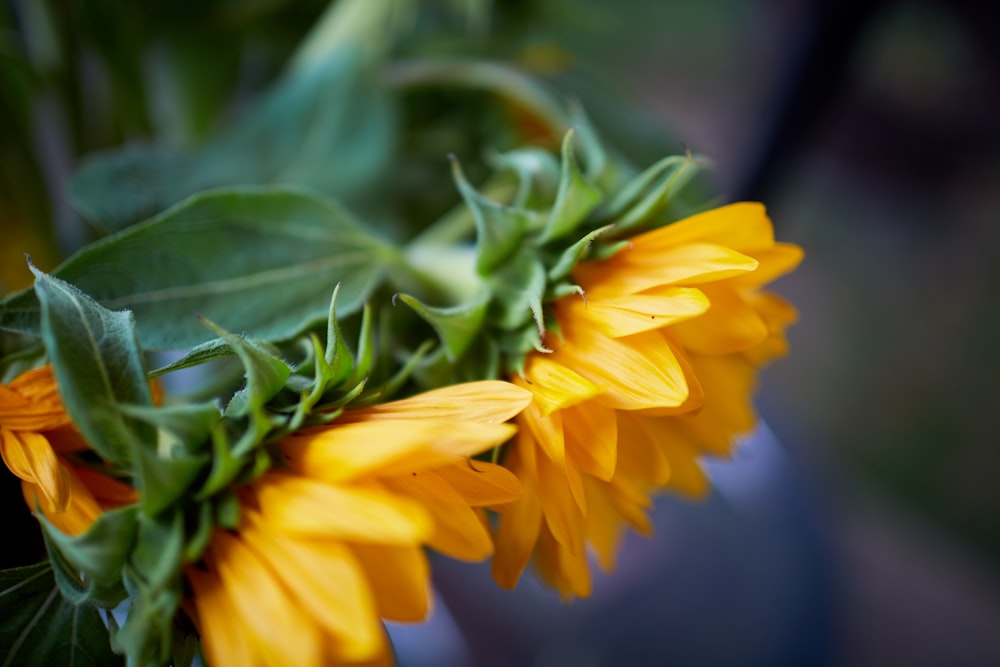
{"left": 187, "top": 380, "right": 530, "bottom": 667}
{"left": 0, "top": 365, "right": 136, "bottom": 536}
{"left": 491, "top": 202, "right": 803, "bottom": 597}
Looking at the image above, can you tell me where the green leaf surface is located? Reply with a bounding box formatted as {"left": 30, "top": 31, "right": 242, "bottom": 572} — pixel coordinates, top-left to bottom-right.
{"left": 1, "top": 188, "right": 395, "bottom": 350}
{"left": 30, "top": 268, "right": 153, "bottom": 466}
{"left": 537, "top": 130, "right": 602, "bottom": 243}
{"left": 396, "top": 291, "right": 489, "bottom": 361}
{"left": 68, "top": 47, "right": 395, "bottom": 232}
{"left": 0, "top": 562, "right": 122, "bottom": 667}
{"left": 40, "top": 507, "right": 137, "bottom": 608}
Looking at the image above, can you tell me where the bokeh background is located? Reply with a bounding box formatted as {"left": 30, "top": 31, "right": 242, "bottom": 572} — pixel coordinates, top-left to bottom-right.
{"left": 2, "top": 1, "right": 998, "bottom": 664}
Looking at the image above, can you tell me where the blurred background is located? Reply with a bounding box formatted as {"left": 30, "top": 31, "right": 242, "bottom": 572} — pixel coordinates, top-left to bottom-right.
{"left": 2, "top": 0, "right": 998, "bottom": 664}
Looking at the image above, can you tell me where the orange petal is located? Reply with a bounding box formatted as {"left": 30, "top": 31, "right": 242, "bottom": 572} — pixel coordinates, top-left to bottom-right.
{"left": 431, "top": 461, "right": 521, "bottom": 506}
{"left": 519, "top": 356, "right": 602, "bottom": 417}
{"left": 490, "top": 439, "right": 543, "bottom": 590}
{"left": 350, "top": 543, "right": 431, "bottom": 622}
{"left": 563, "top": 401, "right": 618, "bottom": 481}
{"left": 252, "top": 474, "right": 431, "bottom": 544}
{"left": 570, "top": 286, "right": 710, "bottom": 338}
{"left": 629, "top": 202, "right": 774, "bottom": 254}
{"left": 284, "top": 419, "right": 516, "bottom": 483}
{"left": 671, "top": 285, "right": 769, "bottom": 355}
{"left": 557, "top": 328, "right": 690, "bottom": 410}
{"left": 241, "top": 512, "right": 383, "bottom": 662}
{"left": 3, "top": 428, "right": 70, "bottom": 511}
{"left": 344, "top": 381, "right": 531, "bottom": 424}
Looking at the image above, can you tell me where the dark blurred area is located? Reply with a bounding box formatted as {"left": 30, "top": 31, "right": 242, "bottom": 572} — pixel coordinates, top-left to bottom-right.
{"left": 3, "top": 0, "right": 999, "bottom": 664}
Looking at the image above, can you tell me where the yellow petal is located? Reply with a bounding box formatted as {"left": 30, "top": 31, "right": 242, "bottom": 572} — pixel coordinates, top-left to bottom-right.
{"left": 350, "top": 543, "right": 431, "bottom": 622}
{"left": 431, "top": 461, "right": 521, "bottom": 506}
{"left": 563, "top": 402, "right": 617, "bottom": 481}
{"left": 575, "top": 243, "right": 758, "bottom": 296}
{"left": 253, "top": 474, "right": 431, "bottom": 544}
{"left": 21, "top": 470, "right": 102, "bottom": 538}
{"left": 207, "top": 531, "right": 323, "bottom": 666}
{"left": 283, "top": 419, "right": 517, "bottom": 483}
{"left": 535, "top": 448, "right": 584, "bottom": 554}
{"left": 556, "top": 328, "right": 689, "bottom": 410}
{"left": 186, "top": 565, "right": 260, "bottom": 667}
{"left": 0, "top": 367, "right": 70, "bottom": 431}
{"left": 615, "top": 412, "right": 671, "bottom": 486}
{"left": 671, "top": 285, "right": 769, "bottom": 355}
{"left": 732, "top": 242, "right": 804, "bottom": 289}
{"left": 535, "top": 525, "right": 592, "bottom": 599}
{"left": 490, "top": 444, "right": 544, "bottom": 590}
{"left": 582, "top": 477, "right": 625, "bottom": 571}
{"left": 344, "top": 381, "right": 532, "bottom": 424}
{"left": 570, "top": 286, "right": 710, "bottom": 338}
{"left": 518, "top": 399, "right": 565, "bottom": 468}
{"left": 519, "top": 356, "right": 602, "bottom": 417}
{"left": 241, "top": 511, "right": 383, "bottom": 662}
{"left": 629, "top": 202, "right": 774, "bottom": 253}
{"left": 3, "top": 428, "right": 70, "bottom": 510}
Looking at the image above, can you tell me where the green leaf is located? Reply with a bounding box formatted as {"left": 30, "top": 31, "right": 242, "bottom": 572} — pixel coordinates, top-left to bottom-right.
{"left": 395, "top": 290, "right": 489, "bottom": 361}
{"left": 132, "top": 445, "right": 209, "bottom": 518}
{"left": 451, "top": 158, "right": 533, "bottom": 275}
{"left": 148, "top": 339, "right": 233, "bottom": 377}
{"left": 594, "top": 154, "right": 704, "bottom": 235}
{"left": 489, "top": 251, "right": 548, "bottom": 331}
{"left": 30, "top": 267, "right": 153, "bottom": 467}
{"left": 202, "top": 321, "right": 292, "bottom": 419}
{"left": 69, "top": 47, "right": 395, "bottom": 232}
{"left": 536, "top": 130, "right": 602, "bottom": 243}
{"left": 547, "top": 224, "right": 615, "bottom": 282}
{"left": 116, "top": 402, "right": 221, "bottom": 455}
{"left": 1, "top": 188, "right": 395, "bottom": 349}
{"left": 39, "top": 507, "right": 137, "bottom": 608}
{"left": 323, "top": 284, "right": 355, "bottom": 387}
{"left": 0, "top": 563, "right": 122, "bottom": 667}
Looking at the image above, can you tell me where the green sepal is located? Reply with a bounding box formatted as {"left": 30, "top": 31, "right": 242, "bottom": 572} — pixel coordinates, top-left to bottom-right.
{"left": 132, "top": 443, "right": 209, "bottom": 517}
{"left": 183, "top": 501, "right": 215, "bottom": 564}
{"left": 197, "top": 422, "right": 246, "bottom": 500}
{"left": 395, "top": 290, "right": 489, "bottom": 361}
{"left": 343, "top": 304, "right": 374, "bottom": 388}
{"left": 547, "top": 224, "right": 616, "bottom": 282}
{"left": 0, "top": 563, "right": 123, "bottom": 667}
{"left": 490, "top": 251, "right": 548, "bottom": 331}
{"left": 452, "top": 157, "right": 533, "bottom": 275}
{"left": 596, "top": 154, "right": 703, "bottom": 235}
{"left": 30, "top": 266, "right": 153, "bottom": 468}
{"left": 38, "top": 506, "right": 138, "bottom": 608}
{"left": 116, "top": 511, "right": 185, "bottom": 667}
{"left": 148, "top": 338, "right": 232, "bottom": 377}
{"left": 215, "top": 490, "right": 242, "bottom": 530}
{"left": 116, "top": 401, "right": 222, "bottom": 455}
{"left": 202, "top": 319, "right": 292, "bottom": 419}
{"left": 352, "top": 339, "right": 434, "bottom": 407}
{"left": 488, "top": 147, "right": 560, "bottom": 208}
{"left": 323, "top": 283, "right": 355, "bottom": 386}
{"left": 566, "top": 103, "right": 609, "bottom": 182}
{"left": 537, "top": 129, "right": 602, "bottom": 243}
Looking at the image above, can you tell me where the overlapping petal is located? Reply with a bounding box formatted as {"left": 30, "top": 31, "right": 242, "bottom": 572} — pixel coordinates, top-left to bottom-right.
{"left": 493, "top": 202, "right": 801, "bottom": 597}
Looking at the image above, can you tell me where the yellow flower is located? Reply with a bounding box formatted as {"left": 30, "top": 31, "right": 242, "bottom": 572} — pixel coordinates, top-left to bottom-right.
{"left": 0, "top": 365, "right": 136, "bottom": 536}
{"left": 187, "top": 381, "right": 530, "bottom": 667}
{"left": 491, "top": 202, "right": 803, "bottom": 598}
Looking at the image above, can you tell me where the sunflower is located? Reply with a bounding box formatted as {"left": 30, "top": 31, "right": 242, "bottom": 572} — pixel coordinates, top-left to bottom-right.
{"left": 491, "top": 202, "right": 803, "bottom": 598}
{"left": 187, "top": 381, "right": 530, "bottom": 667}
{"left": 0, "top": 365, "right": 136, "bottom": 537}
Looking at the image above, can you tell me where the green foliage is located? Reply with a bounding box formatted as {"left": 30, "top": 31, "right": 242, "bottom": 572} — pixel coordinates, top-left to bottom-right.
{"left": 31, "top": 268, "right": 153, "bottom": 467}
{"left": 0, "top": 188, "right": 397, "bottom": 349}
{"left": 69, "top": 47, "right": 395, "bottom": 233}
{"left": 0, "top": 562, "right": 122, "bottom": 667}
